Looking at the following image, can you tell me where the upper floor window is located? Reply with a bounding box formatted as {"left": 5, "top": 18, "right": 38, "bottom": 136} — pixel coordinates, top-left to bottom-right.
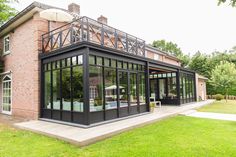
{"left": 3, "top": 35, "right": 10, "bottom": 55}
{"left": 154, "top": 54, "right": 159, "bottom": 60}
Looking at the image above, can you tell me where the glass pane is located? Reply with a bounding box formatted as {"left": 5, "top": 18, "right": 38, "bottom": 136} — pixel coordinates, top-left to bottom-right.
{"left": 111, "top": 59, "right": 116, "bottom": 67}
{"left": 186, "top": 76, "right": 189, "bottom": 99}
{"left": 72, "top": 66, "right": 84, "bottom": 112}
{"left": 61, "top": 59, "right": 66, "bottom": 68}
{"left": 104, "top": 58, "right": 110, "bottom": 67}
{"left": 118, "top": 61, "right": 122, "bottom": 69}
{"left": 47, "top": 63, "right": 51, "bottom": 70}
{"left": 89, "top": 55, "right": 95, "bottom": 65}
{"left": 62, "top": 68, "right": 71, "bottom": 111}
{"left": 4, "top": 36, "right": 10, "bottom": 52}
{"left": 119, "top": 72, "right": 128, "bottom": 107}
{"left": 52, "top": 62, "right": 56, "bottom": 70}
{"left": 78, "top": 55, "right": 83, "bottom": 65}
{"left": 179, "top": 75, "right": 183, "bottom": 99}
{"left": 159, "top": 79, "right": 167, "bottom": 99}
{"left": 89, "top": 66, "right": 104, "bottom": 112}
{"left": 52, "top": 70, "right": 60, "bottom": 110}
{"left": 192, "top": 77, "right": 195, "bottom": 100}
{"left": 104, "top": 68, "right": 117, "bottom": 110}
{"left": 72, "top": 56, "right": 77, "bottom": 65}
{"left": 129, "top": 63, "right": 133, "bottom": 70}
{"left": 56, "top": 61, "right": 60, "bottom": 69}
{"left": 66, "top": 58, "right": 71, "bottom": 66}
{"left": 44, "top": 64, "right": 48, "bottom": 71}
{"left": 123, "top": 62, "right": 128, "bottom": 69}
{"left": 150, "top": 79, "right": 157, "bottom": 98}
{"left": 139, "top": 73, "right": 146, "bottom": 105}
{"left": 96, "top": 57, "right": 103, "bottom": 66}
{"left": 168, "top": 77, "right": 177, "bottom": 99}
{"left": 44, "top": 71, "right": 51, "bottom": 109}
{"left": 130, "top": 73, "right": 137, "bottom": 106}
{"left": 183, "top": 76, "right": 186, "bottom": 99}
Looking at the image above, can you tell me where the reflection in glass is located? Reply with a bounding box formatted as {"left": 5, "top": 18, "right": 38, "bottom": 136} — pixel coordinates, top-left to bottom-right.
{"left": 78, "top": 55, "right": 83, "bottom": 64}
{"left": 44, "top": 71, "right": 51, "bottom": 109}
{"left": 139, "top": 73, "right": 146, "bottom": 105}
{"left": 62, "top": 68, "right": 71, "bottom": 111}
{"left": 159, "top": 79, "right": 166, "bottom": 99}
{"left": 104, "top": 68, "right": 117, "bottom": 110}
{"left": 167, "top": 76, "right": 177, "bottom": 99}
{"left": 89, "top": 66, "right": 104, "bottom": 112}
{"left": 130, "top": 73, "right": 137, "bottom": 106}
{"left": 119, "top": 72, "right": 128, "bottom": 107}
{"left": 150, "top": 79, "right": 156, "bottom": 99}
{"left": 72, "top": 66, "right": 83, "bottom": 112}
{"left": 52, "top": 70, "right": 60, "bottom": 110}
{"left": 180, "top": 75, "right": 183, "bottom": 99}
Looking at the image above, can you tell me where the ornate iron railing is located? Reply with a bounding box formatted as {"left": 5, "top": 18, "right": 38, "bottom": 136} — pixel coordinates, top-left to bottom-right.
{"left": 42, "top": 16, "right": 146, "bottom": 56}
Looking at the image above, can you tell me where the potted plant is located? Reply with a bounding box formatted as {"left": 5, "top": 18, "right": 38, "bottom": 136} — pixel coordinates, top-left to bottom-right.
{"left": 149, "top": 102, "right": 155, "bottom": 112}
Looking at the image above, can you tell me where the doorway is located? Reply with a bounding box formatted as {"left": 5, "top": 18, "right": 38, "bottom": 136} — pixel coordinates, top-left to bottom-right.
{"left": 2, "top": 75, "right": 12, "bottom": 115}
{"left": 118, "top": 70, "right": 139, "bottom": 117}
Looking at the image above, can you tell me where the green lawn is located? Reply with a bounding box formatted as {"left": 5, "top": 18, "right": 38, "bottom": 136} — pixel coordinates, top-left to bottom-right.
{"left": 198, "top": 100, "right": 236, "bottom": 114}
{"left": 1, "top": 116, "right": 236, "bottom": 157}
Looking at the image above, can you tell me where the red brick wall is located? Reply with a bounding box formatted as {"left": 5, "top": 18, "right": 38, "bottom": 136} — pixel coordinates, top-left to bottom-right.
{"left": 163, "top": 56, "right": 180, "bottom": 66}
{"left": 0, "top": 13, "right": 48, "bottom": 119}
{"left": 146, "top": 49, "right": 180, "bottom": 66}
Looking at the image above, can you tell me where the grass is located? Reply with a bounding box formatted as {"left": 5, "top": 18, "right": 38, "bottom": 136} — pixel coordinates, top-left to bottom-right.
{"left": 198, "top": 100, "right": 236, "bottom": 114}
{"left": 1, "top": 116, "right": 236, "bottom": 157}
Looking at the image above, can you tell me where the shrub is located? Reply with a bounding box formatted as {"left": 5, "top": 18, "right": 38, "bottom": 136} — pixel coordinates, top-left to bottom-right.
{"left": 215, "top": 94, "right": 224, "bottom": 101}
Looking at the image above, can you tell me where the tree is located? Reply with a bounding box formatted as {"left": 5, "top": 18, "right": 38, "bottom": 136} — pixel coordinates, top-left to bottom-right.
{"left": 188, "top": 51, "right": 212, "bottom": 78}
{"left": 152, "top": 40, "right": 190, "bottom": 67}
{"left": 218, "top": 0, "right": 236, "bottom": 6}
{"left": 152, "top": 40, "right": 182, "bottom": 56}
{"left": 0, "top": 0, "right": 18, "bottom": 25}
{"left": 210, "top": 61, "right": 236, "bottom": 101}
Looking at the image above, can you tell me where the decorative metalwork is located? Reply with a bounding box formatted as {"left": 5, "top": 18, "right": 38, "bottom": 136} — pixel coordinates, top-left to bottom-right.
{"left": 42, "top": 16, "right": 146, "bottom": 56}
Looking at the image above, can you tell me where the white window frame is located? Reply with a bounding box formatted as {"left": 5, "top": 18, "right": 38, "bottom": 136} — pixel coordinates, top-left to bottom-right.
{"left": 3, "top": 35, "right": 10, "bottom": 55}
{"left": 2, "top": 74, "right": 12, "bottom": 115}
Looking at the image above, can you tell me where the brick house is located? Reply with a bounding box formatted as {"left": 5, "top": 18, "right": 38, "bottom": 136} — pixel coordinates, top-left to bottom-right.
{"left": 0, "top": 2, "right": 207, "bottom": 125}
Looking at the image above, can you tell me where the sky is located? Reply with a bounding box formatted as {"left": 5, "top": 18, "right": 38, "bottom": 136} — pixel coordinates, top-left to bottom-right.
{"left": 11, "top": 0, "right": 236, "bottom": 55}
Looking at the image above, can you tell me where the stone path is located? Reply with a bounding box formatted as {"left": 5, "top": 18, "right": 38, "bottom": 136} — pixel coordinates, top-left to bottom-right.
{"left": 181, "top": 110, "right": 236, "bottom": 122}
{"left": 14, "top": 100, "right": 214, "bottom": 146}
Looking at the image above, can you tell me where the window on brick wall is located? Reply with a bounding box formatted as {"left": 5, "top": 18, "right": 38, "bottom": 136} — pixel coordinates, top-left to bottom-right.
{"left": 2, "top": 75, "right": 12, "bottom": 114}
{"left": 3, "top": 35, "right": 10, "bottom": 55}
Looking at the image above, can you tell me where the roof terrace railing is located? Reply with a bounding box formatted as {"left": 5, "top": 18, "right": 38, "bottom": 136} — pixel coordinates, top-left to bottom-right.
{"left": 42, "top": 16, "right": 146, "bottom": 56}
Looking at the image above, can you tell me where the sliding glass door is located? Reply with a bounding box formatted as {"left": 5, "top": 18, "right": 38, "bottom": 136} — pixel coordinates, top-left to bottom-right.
{"left": 118, "top": 71, "right": 129, "bottom": 117}
{"left": 129, "top": 72, "right": 138, "bottom": 114}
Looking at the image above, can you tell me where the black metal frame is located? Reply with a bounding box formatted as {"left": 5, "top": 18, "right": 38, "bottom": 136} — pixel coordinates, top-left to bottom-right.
{"left": 149, "top": 72, "right": 181, "bottom": 105}
{"left": 42, "top": 16, "right": 145, "bottom": 57}
{"left": 40, "top": 39, "right": 197, "bottom": 125}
